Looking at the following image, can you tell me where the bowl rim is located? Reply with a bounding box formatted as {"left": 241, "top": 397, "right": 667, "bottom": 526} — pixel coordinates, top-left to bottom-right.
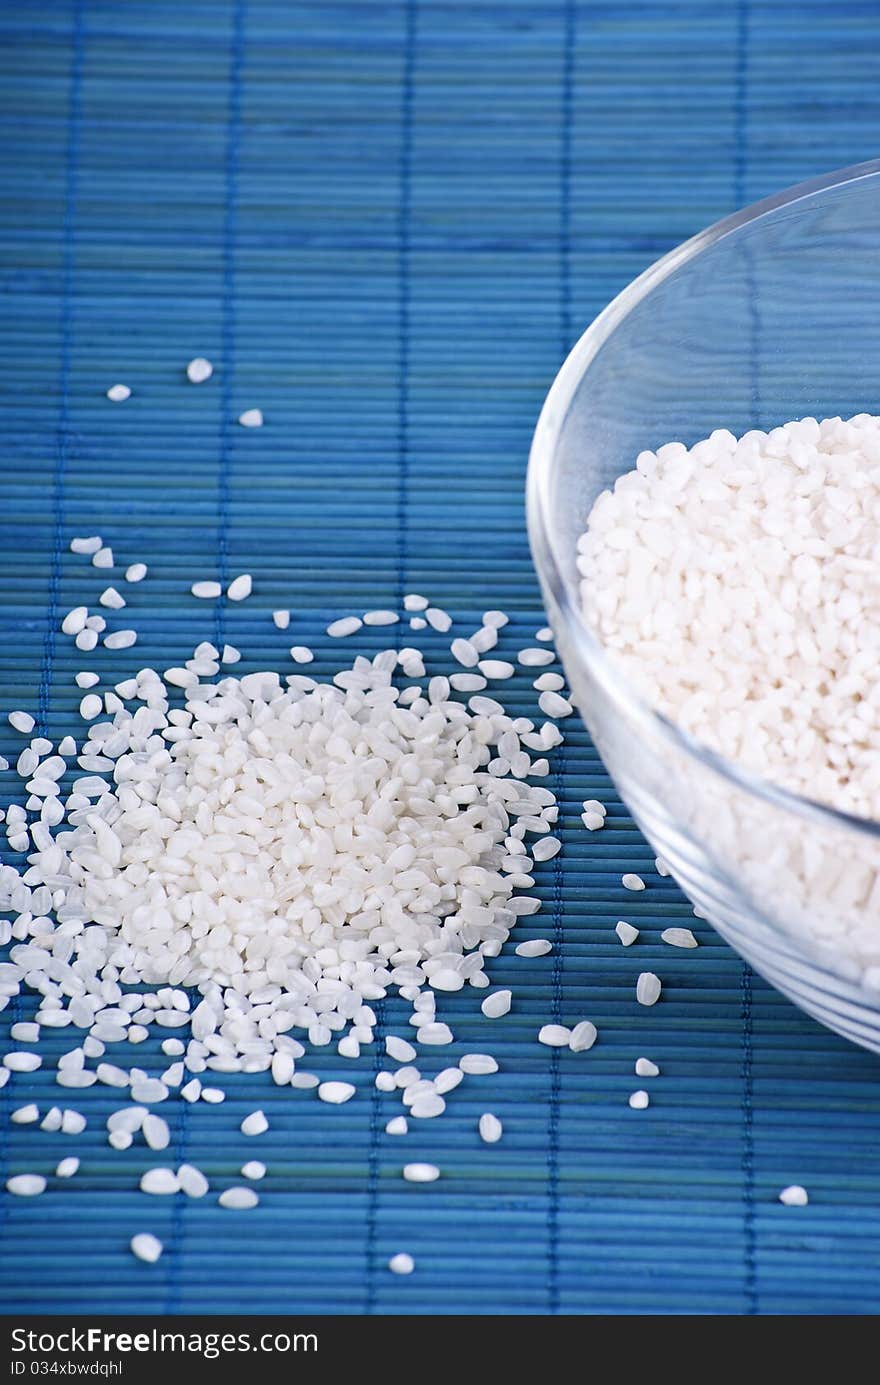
{"left": 527, "top": 156, "right": 880, "bottom": 843}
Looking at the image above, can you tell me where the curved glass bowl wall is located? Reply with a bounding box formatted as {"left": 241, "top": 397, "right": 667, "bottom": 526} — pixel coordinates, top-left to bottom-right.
{"left": 528, "top": 162, "right": 880, "bottom": 1052}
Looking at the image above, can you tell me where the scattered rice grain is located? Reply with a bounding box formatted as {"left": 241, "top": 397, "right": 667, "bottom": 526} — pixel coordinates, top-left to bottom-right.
{"left": 569, "top": 1021, "right": 597, "bottom": 1052}
{"left": 241, "top": 1109, "right": 269, "bottom": 1136}
{"left": 538, "top": 691, "right": 572, "bottom": 718}
{"left": 11, "top": 1104, "right": 39, "bottom": 1124}
{"left": 402, "top": 1163, "right": 440, "bottom": 1183}
{"left": 481, "top": 990, "right": 511, "bottom": 1019}
{"left": 318, "top": 1081, "right": 355, "bottom": 1104}
{"left": 478, "top": 1113, "right": 503, "bottom": 1144}
{"left": 227, "top": 574, "right": 252, "bottom": 602}
{"left": 326, "top": 617, "right": 362, "bottom": 638}
{"left": 459, "top": 1054, "right": 498, "bottom": 1075}
{"left": 7, "top": 1175, "right": 46, "bottom": 1197}
{"left": 219, "top": 1186, "right": 259, "bottom": 1209}
{"left": 131, "top": 1233, "right": 163, "bottom": 1263}
{"left": 140, "top": 1168, "right": 179, "bottom": 1195}
{"left": 177, "top": 1164, "right": 209, "bottom": 1198}
{"left": 186, "top": 357, "right": 213, "bottom": 384}
{"left": 478, "top": 659, "right": 515, "bottom": 680}
{"left": 425, "top": 608, "right": 452, "bottom": 633}
{"left": 515, "top": 939, "right": 552, "bottom": 958}
{"left": 779, "top": 1185, "right": 809, "bottom": 1207}
{"left": 636, "top": 972, "right": 662, "bottom": 1007}
{"left": 661, "top": 927, "right": 698, "bottom": 949}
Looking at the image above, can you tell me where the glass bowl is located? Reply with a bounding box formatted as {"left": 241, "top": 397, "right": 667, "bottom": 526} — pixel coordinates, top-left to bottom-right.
{"left": 527, "top": 159, "right": 880, "bottom": 1054}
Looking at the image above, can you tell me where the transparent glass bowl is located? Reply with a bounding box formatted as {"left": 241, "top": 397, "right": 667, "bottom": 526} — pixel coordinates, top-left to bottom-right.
{"left": 527, "top": 159, "right": 880, "bottom": 1053}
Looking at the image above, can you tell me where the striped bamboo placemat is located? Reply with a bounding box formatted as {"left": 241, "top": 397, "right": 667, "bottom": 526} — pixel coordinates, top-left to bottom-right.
{"left": 1, "top": 0, "right": 880, "bottom": 1315}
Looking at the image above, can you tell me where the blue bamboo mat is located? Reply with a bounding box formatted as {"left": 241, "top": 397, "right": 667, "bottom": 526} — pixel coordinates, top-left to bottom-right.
{"left": 1, "top": 0, "right": 880, "bottom": 1317}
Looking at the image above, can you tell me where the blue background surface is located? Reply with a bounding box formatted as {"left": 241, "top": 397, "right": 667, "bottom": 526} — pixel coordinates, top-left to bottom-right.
{"left": 1, "top": 0, "right": 880, "bottom": 1316}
